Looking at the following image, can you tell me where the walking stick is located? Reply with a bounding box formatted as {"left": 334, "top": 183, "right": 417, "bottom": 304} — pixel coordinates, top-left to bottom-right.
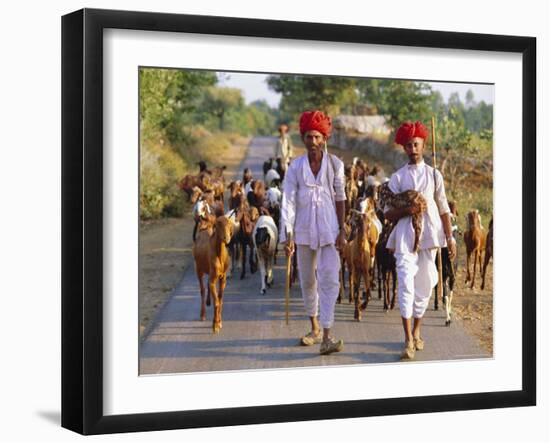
{"left": 285, "top": 229, "right": 293, "bottom": 325}
{"left": 431, "top": 116, "right": 444, "bottom": 305}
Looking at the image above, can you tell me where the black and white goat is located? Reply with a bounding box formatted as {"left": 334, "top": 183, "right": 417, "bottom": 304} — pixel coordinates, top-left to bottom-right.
{"left": 252, "top": 215, "right": 278, "bottom": 294}
{"left": 434, "top": 217, "right": 460, "bottom": 326}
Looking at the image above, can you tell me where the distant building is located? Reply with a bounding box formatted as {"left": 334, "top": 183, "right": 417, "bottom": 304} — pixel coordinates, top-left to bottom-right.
{"left": 330, "top": 115, "right": 391, "bottom": 148}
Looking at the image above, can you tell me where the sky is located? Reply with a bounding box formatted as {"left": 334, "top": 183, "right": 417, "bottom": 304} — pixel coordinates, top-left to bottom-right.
{"left": 217, "top": 72, "right": 494, "bottom": 108}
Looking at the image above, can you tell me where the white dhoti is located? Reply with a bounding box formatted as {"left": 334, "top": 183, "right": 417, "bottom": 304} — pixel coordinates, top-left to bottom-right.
{"left": 395, "top": 249, "right": 438, "bottom": 319}
{"left": 296, "top": 244, "right": 341, "bottom": 328}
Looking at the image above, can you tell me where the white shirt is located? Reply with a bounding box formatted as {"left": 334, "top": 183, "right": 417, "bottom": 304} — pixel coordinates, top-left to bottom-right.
{"left": 280, "top": 152, "right": 346, "bottom": 249}
{"left": 385, "top": 160, "right": 451, "bottom": 253}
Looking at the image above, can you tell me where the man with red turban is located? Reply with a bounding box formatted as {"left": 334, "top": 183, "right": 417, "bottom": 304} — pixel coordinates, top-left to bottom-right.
{"left": 384, "top": 121, "right": 456, "bottom": 360}
{"left": 280, "top": 110, "right": 346, "bottom": 355}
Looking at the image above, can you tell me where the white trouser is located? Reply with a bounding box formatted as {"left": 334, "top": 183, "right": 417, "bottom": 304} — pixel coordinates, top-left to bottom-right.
{"left": 296, "top": 244, "right": 341, "bottom": 329}
{"left": 395, "top": 249, "right": 438, "bottom": 319}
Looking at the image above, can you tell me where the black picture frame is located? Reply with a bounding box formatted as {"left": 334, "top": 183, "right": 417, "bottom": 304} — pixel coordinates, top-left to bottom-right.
{"left": 61, "top": 8, "right": 536, "bottom": 435}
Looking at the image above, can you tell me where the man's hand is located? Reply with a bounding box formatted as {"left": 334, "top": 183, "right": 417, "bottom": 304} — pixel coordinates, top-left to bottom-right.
{"left": 284, "top": 240, "right": 295, "bottom": 257}
{"left": 335, "top": 229, "right": 346, "bottom": 252}
{"left": 447, "top": 236, "right": 457, "bottom": 260}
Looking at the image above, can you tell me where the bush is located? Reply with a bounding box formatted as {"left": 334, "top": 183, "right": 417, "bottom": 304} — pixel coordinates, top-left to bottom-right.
{"left": 140, "top": 141, "right": 188, "bottom": 219}
{"left": 179, "top": 130, "right": 235, "bottom": 166}
{"left": 449, "top": 185, "right": 493, "bottom": 233}
{"left": 139, "top": 129, "right": 246, "bottom": 220}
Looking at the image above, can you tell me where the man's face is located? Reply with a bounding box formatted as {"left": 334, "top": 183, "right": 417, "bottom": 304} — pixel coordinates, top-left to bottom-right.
{"left": 302, "top": 130, "right": 325, "bottom": 154}
{"left": 403, "top": 137, "right": 425, "bottom": 164}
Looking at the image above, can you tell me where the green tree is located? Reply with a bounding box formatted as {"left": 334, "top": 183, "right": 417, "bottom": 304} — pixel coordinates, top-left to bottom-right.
{"left": 139, "top": 68, "right": 216, "bottom": 142}
{"left": 357, "top": 79, "right": 433, "bottom": 132}
{"left": 465, "top": 89, "right": 475, "bottom": 107}
{"left": 267, "top": 74, "right": 357, "bottom": 118}
{"left": 248, "top": 100, "right": 277, "bottom": 135}
{"left": 200, "top": 87, "right": 244, "bottom": 130}
{"left": 464, "top": 100, "right": 493, "bottom": 133}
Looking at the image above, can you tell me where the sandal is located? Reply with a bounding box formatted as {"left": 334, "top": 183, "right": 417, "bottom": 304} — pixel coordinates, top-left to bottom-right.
{"left": 400, "top": 340, "right": 416, "bottom": 360}
{"left": 320, "top": 337, "right": 344, "bottom": 355}
{"left": 300, "top": 330, "right": 322, "bottom": 346}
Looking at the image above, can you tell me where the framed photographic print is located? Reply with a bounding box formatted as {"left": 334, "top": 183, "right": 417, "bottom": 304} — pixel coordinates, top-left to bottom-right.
{"left": 62, "top": 8, "right": 536, "bottom": 435}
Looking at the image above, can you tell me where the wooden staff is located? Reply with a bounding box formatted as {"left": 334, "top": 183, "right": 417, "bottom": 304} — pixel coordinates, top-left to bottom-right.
{"left": 431, "top": 116, "right": 444, "bottom": 303}
{"left": 285, "top": 229, "right": 292, "bottom": 325}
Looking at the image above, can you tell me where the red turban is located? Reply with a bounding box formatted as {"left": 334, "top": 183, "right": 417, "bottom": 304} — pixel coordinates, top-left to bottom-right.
{"left": 395, "top": 121, "right": 429, "bottom": 146}
{"left": 299, "top": 110, "right": 332, "bottom": 138}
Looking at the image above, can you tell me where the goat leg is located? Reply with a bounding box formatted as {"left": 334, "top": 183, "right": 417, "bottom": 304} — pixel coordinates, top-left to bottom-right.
{"left": 360, "top": 271, "right": 370, "bottom": 311}
{"left": 218, "top": 276, "right": 226, "bottom": 330}
{"left": 210, "top": 279, "right": 220, "bottom": 334}
{"left": 470, "top": 250, "right": 478, "bottom": 289}
{"left": 383, "top": 271, "right": 389, "bottom": 311}
{"left": 481, "top": 250, "right": 491, "bottom": 290}
{"left": 198, "top": 274, "right": 207, "bottom": 321}
{"left": 354, "top": 274, "right": 362, "bottom": 321}
{"left": 378, "top": 266, "right": 383, "bottom": 304}
{"left": 240, "top": 242, "right": 246, "bottom": 280}
{"left": 390, "top": 269, "right": 397, "bottom": 310}
{"left": 465, "top": 252, "right": 471, "bottom": 284}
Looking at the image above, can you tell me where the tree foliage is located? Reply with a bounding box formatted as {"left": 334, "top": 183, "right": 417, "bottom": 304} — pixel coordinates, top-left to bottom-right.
{"left": 357, "top": 79, "right": 434, "bottom": 131}
{"left": 267, "top": 74, "right": 356, "bottom": 119}
{"left": 198, "top": 86, "right": 244, "bottom": 130}
{"left": 139, "top": 68, "right": 216, "bottom": 143}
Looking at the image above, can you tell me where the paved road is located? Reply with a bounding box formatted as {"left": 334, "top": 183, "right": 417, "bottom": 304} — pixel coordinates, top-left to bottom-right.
{"left": 140, "top": 137, "right": 489, "bottom": 375}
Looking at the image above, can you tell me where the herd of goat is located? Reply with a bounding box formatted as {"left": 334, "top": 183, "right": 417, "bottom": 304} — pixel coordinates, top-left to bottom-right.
{"left": 178, "top": 158, "right": 493, "bottom": 334}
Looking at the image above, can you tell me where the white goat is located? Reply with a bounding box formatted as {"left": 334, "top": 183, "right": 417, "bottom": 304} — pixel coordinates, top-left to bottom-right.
{"left": 266, "top": 186, "right": 282, "bottom": 208}
{"left": 264, "top": 168, "right": 281, "bottom": 187}
{"left": 252, "top": 215, "right": 278, "bottom": 294}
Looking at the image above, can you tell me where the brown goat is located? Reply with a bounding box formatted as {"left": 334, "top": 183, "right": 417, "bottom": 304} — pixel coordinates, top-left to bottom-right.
{"left": 481, "top": 218, "right": 493, "bottom": 290}
{"left": 348, "top": 213, "right": 372, "bottom": 321}
{"left": 464, "top": 210, "right": 485, "bottom": 289}
{"left": 337, "top": 221, "right": 353, "bottom": 304}
{"left": 179, "top": 174, "right": 206, "bottom": 200}
{"left": 227, "top": 180, "right": 244, "bottom": 210}
{"left": 201, "top": 175, "right": 225, "bottom": 204}
{"left": 192, "top": 219, "right": 216, "bottom": 321}
{"left": 192, "top": 215, "right": 233, "bottom": 332}
{"left": 208, "top": 216, "right": 233, "bottom": 333}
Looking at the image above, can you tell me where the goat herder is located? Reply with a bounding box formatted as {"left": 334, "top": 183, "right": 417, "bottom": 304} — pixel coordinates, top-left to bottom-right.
{"left": 280, "top": 110, "right": 346, "bottom": 356}
{"left": 384, "top": 121, "right": 456, "bottom": 360}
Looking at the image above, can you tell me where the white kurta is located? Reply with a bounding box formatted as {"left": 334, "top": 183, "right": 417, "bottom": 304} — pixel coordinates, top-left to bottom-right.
{"left": 279, "top": 152, "right": 346, "bottom": 248}
{"left": 385, "top": 160, "right": 451, "bottom": 253}
{"left": 279, "top": 151, "right": 346, "bottom": 328}
{"left": 384, "top": 160, "right": 451, "bottom": 319}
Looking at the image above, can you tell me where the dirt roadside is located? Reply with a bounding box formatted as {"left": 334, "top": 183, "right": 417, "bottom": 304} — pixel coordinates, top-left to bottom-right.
{"left": 446, "top": 256, "right": 493, "bottom": 354}
{"left": 139, "top": 137, "right": 250, "bottom": 338}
